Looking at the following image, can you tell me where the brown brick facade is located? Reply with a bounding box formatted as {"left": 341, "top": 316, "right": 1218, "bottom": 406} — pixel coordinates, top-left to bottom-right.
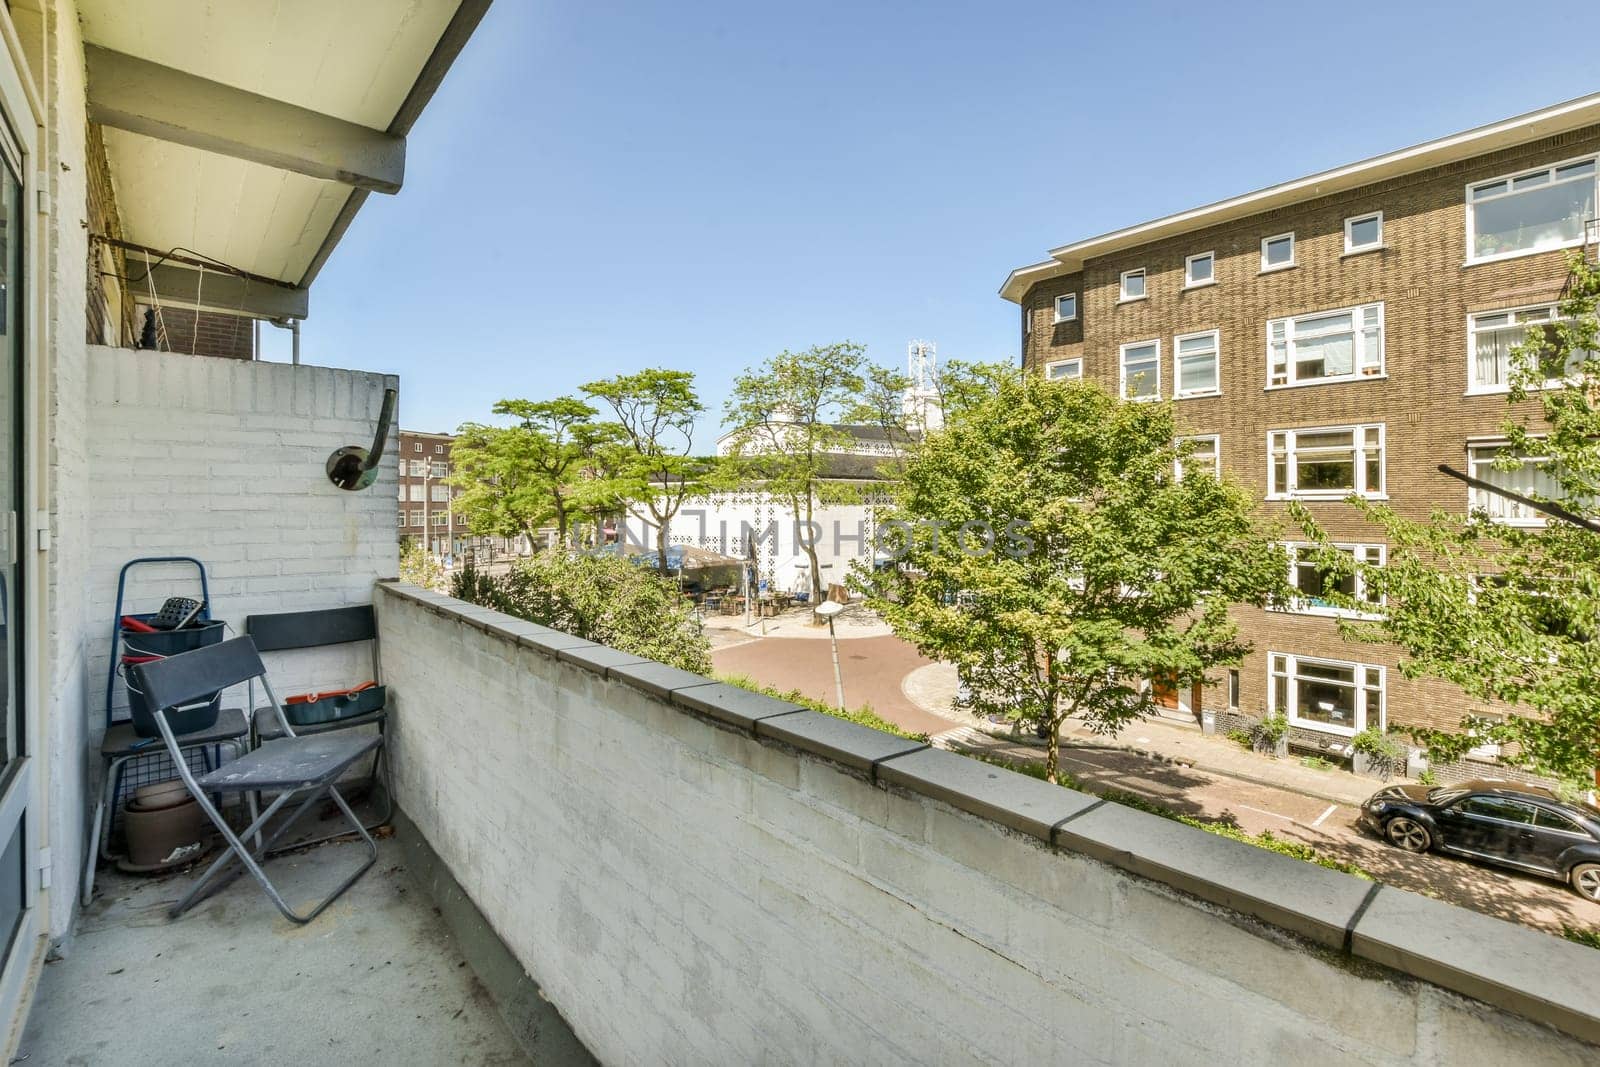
{"left": 1018, "top": 124, "right": 1600, "bottom": 743}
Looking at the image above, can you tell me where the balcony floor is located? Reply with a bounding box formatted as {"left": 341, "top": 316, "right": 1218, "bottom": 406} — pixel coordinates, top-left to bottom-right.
{"left": 20, "top": 834, "right": 532, "bottom": 1065}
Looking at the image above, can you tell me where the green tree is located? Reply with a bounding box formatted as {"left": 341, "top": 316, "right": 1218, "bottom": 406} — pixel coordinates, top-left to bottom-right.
{"left": 858, "top": 375, "right": 1286, "bottom": 783}
{"left": 399, "top": 537, "right": 444, "bottom": 591}
{"left": 724, "top": 342, "right": 871, "bottom": 600}
{"left": 450, "top": 553, "right": 710, "bottom": 674}
{"left": 1295, "top": 254, "right": 1600, "bottom": 785}
{"left": 449, "top": 396, "right": 603, "bottom": 546}
{"left": 582, "top": 369, "right": 708, "bottom": 575}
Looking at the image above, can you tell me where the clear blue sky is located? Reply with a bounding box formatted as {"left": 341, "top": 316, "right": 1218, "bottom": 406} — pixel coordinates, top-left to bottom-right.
{"left": 261, "top": 0, "right": 1599, "bottom": 446}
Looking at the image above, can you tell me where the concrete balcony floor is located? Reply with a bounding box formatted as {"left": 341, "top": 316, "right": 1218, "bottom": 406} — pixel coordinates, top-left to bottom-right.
{"left": 19, "top": 834, "right": 532, "bottom": 1065}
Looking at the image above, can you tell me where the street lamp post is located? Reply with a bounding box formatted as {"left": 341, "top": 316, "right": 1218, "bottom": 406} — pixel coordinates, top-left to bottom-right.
{"left": 815, "top": 599, "right": 846, "bottom": 710}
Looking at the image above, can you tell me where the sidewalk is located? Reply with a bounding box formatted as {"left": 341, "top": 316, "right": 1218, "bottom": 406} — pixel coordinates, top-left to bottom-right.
{"left": 905, "top": 661, "right": 1382, "bottom": 807}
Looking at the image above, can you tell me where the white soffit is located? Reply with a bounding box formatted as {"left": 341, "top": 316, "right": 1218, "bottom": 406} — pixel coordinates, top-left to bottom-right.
{"left": 79, "top": 0, "right": 473, "bottom": 291}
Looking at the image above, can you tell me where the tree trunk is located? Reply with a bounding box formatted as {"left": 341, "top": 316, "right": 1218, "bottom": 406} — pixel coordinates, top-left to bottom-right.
{"left": 801, "top": 493, "right": 823, "bottom": 601}
{"left": 656, "top": 518, "right": 670, "bottom": 576}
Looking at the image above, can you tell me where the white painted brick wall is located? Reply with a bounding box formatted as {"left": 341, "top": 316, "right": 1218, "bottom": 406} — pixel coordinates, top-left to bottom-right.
{"left": 376, "top": 588, "right": 1597, "bottom": 1066}
{"left": 80, "top": 347, "right": 398, "bottom": 720}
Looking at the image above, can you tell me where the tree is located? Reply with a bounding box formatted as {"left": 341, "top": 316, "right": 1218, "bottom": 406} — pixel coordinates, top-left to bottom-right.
{"left": 844, "top": 362, "right": 914, "bottom": 466}
{"left": 399, "top": 537, "right": 444, "bottom": 590}
{"left": 450, "top": 552, "right": 711, "bottom": 674}
{"left": 724, "top": 342, "right": 872, "bottom": 601}
{"left": 1294, "top": 254, "right": 1600, "bottom": 786}
{"left": 449, "top": 396, "right": 603, "bottom": 546}
{"left": 582, "top": 369, "right": 709, "bottom": 575}
{"left": 858, "top": 375, "right": 1286, "bottom": 783}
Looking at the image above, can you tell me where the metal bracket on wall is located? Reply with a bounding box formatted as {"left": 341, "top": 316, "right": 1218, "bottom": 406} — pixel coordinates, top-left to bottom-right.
{"left": 326, "top": 387, "right": 397, "bottom": 491}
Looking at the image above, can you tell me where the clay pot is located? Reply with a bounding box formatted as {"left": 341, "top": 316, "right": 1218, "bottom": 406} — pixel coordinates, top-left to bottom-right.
{"left": 121, "top": 781, "right": 211, "bottom": 872}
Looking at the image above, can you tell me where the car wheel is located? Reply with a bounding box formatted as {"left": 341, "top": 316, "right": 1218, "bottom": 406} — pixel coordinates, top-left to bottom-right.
{"left": 1384, "top": 816, "right": 1431, "bottom": 853}
{"left": 1572, "top": 863, "right": 1600, "bottom": 903}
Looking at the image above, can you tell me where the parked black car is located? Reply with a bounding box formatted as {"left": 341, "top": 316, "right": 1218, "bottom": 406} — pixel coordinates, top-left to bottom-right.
{"left": 1359, "top": 778, "right": 1600, "bottom": 902}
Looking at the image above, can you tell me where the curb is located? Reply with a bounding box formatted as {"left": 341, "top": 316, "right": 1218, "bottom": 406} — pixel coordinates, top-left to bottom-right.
{"left": 965, "top": 727, "right": 1372, "bottom": 809}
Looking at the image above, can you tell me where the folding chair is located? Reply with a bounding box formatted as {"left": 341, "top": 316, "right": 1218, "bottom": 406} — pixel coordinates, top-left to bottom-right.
{"left": 128, "top": 637, "right": 381, "bottom": 924}
{"left": 246, "top": 604, "right": 392, "bottom": 852}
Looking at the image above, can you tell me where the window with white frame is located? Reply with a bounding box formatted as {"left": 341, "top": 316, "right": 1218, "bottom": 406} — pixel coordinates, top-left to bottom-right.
{"left": 1184, "top": 252, "right": 1214, "bottom": 287}
{"left": 1120, "top": 340, "right": 1160, "bottom": 399}
{"left": 1045, "top": 358, "right": 1082, "bottom": 381}
{"left": 1261, "top": 232, "right": 1294, "bottom": 271}
{"left": 1268, "top": 424, "right": 1385, "bottom": 498}
{"left": 431, "top": 462, "right": 448, "bottom": 477}
{"left": 1467, "top": 442, "right": 1562, "bottom": 525}
{"left": 432, "top": 512, "right": 449, "bottom": 526}
{"left": 431, "top": 484, "right": 449, "bottom": 502}
{"left": 1344, "top": 211, "right": 1383, "bottom": 252}
{"left": 409, "top": 510, "right": 425, "bottom": 526}
{"left": 413, "top": 442, "right": 423, "bottom": 452}
{"left": 397, "top": 511, "right": 407, "bottom": 528}
{"left": 1267, "top": 302, "right": 1384, "bottom": 387}
{"left": 1054, "top": 293, "right": 1077, "bottom": 322}
{"left": 408, "top": 460, "right": 426, "bottom": 476}
{"left": 435, "top": 444, "right": 445, "bottom": 454}
{"left": 1024, "top": 306, "right": 1032, "bottom": 334}
{"left": 1175, "top": 434, "right": 1220, "bottom": 480}
{"left": 1119, "top": 268, "right": 1147, "bottom": 301}
{"left": 1174, "top": 329, "right": 1220, "bottom": 397}
{"left": 1280, "top": 542, "right": 1384, "bottom": 616}
{"left": 408, "top": 484, "right": 424, "bottom": 502}
{"left": 1269, "top": 653, "right": 1383, "bottom": 735}
{"left": 1467, "top": 305, "right": 1592, "bottom": 392}
{"left": 1467, "top": 156, "right": 1597, "bottom": 262}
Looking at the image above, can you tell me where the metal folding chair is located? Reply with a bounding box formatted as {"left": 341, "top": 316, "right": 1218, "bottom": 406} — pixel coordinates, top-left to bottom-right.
{"left": 246, "top": 604, "right": 392, "bottom": 853}
{"left": 128, "top": 637, "right": 382, "bottom": 924}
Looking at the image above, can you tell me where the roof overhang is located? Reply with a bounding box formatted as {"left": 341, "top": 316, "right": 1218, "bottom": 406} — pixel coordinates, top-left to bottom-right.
{"left": 1000, "top": 91, "right": 1600, "bottom": 303}
{"left": 80, "top": 0, "right": 492, "bottom": 320}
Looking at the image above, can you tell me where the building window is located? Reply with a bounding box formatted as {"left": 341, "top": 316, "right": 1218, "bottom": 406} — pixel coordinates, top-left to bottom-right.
{"left": 1024, "top": 307, "right": 1032, "bottom": 335}
{"left": 435, "top": 444, "right": 445, "bottom": 454}
{"left": 1344, "top": 211, "right": 1383, "bottom": 252}
{"left": 413, "top": 442, "right": 423, "bottom": 453}
{"left": 397, "top": 511, "right": 407, "bottom": 528}
{"left": 1184, "top": 252, "right": 1214, "bottom": 287}
{"left": 1119, "top": 268, "right": 1147, "bottom": 302}
{"left": 1054, "top": 293, "right": 1078, "bottom": 323}
{"left": 433, "top": 513, "right": 449, "bottom": 526}
{"left": 1045, "top": 358, "right": 1082, "bottom": 381}
{"left": 1269, "top": 653, "right": 1383, "bottom": 736}
{"left": 1175, "top": 434, "right": 1221, "bottom": 480}
{"left": 1280, "top": 542, "right": 1384, "bottom": 616}
{"left": 1119, "top": 340, "right": 1160, "bottom": 400}
{"left": 1174, "top": 329, "right": 1220, "bottom": 397}
{"left": 1227, "top": 669, "right": 1240, "bottom": 710}
{"left": 1467, "top": 442, "right": 1561, "bottom": 526}
{"left": 1260, "top": 232, "right": 1295, "bottom": 271}
{"left": 408, "top": 484, "right": 424, "bottom": 502}
{"left": 1268, "top": 424, "right": 1385, "bottom": 499}
{"left": 431, "top": 462, "right": 448, "bottom": 477}
{"left": 431, "top": 485, "right": 449, "bottom": 502}
{"left": 1467, "top": 305, "right": 1590, "bottom": 393}
{"left": 1267, "top": 302, "right": 1384, "bottom": 387}
{"left": 410, "top": 510, "right": 425, "bottom": 526}
{"left": 1467, "top": 156, "right": 1597, "bottom": 263}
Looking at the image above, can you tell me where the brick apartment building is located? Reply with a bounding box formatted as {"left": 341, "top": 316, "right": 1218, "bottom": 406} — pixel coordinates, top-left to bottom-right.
{"left": 1003, "top": 93, "right": 1600, "bottom": 773}
{"left": 397, "top": 429, "right": 528, "bottom": 561}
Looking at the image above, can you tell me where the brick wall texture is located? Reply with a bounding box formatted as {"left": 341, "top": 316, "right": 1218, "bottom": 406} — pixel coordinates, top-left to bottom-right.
{"left": 376, "top": 586, "right": 1600, "bottom": 1065}
{"left": 82, "top": 346, "right": 400, "bottom": 709}
{"left": 1019, "top": 124, "right": 1600, "bottom": 743}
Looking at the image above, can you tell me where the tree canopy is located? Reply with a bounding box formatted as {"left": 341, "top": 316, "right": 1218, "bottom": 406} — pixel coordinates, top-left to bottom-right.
{"left": 449, "top": 396, "right": 606, "bottom": 545}
{"left": 859, "top": 373, "right": 1286, "bottom": 782}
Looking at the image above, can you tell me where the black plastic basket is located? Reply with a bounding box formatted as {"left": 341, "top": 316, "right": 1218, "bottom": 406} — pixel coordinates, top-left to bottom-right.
{"left": 121, "top": 619, "right": 227, "bottom": 737}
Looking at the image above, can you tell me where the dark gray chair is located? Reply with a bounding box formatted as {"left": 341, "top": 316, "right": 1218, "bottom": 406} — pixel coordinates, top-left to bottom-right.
{"left": 128, "top": 636, "right": 381, "bottom": 923}
{"left": 246, "top": 604, "right": 392, "bottom": 852}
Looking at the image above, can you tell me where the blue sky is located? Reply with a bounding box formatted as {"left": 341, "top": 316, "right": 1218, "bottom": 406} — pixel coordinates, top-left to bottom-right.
{"left": 262, "top": 0, "right": 1599, "bottom": 446}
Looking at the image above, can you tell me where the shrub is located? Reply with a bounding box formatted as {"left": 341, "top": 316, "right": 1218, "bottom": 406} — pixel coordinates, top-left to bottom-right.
{"left": 450, "top": 554, "right": 711, "bottom": 674}
{"left": 399, "top": 538, "right": 445, "bottom": 591}
{"left": 718, "top": 672, "right": 928, "bottom": 742}
{"left": 1250, "top": 711, "right": 1289, "bottom": 755}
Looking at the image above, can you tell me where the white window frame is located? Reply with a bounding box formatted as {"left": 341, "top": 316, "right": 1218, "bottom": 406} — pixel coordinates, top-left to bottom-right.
{"left": 1343, "top": 211, "right": 1383, "bottom": 253}
{"left": 1023, "top": 307, "right": 1032, "bottom": 335}
{"left": 1175, "top": 434, "right": 1221, "bottom": 481}
{"left": 435, "top": 444, "right": 445, "bottom": 454}
{"left": 1044, "top": 358, "right": 1083, "bottom": 381}
{"left": 1260, "top": 232, "right": 1295, "bottom": 272}
{"left": 1266, "top": 301, "right": 1385, "bottom": 388}
{"left": 1278, "top": 541, "right": 1385, "bottom": 618}
{"left": 398, "top": 511, "right": 407, "bottom": 528}
{"left": 1184, "top": 251, "right": 1215, "bottom": 288}
{"left": 1465, "top": 303, "right": 1589, "bottom": 395}
{"left": 1119, "top": 268, "right": 1147, "bottom": 302}
{"left": 1173, "top": 328, "right": 1221, "bottom": 398}
{"left": 1268, "top": 653, "right": 1385, "bottom": 737}
{"left": 432, "top": 512, "right": 450, "bottom": 527}
{"left": 413, "top": 442, "right": 423, "bottom": 453}
{"left": 1465, "top": 154, "right": 1599, "bottom": 265}
{"left": 410, "top": 510, "right": 425, "bottom": 526}
{"left": 1466, "top": 440, "right": 1558, "bottom": 527}
{"left": 1267, "top": 423, "right": 1386, "bottom": 500}
{"left": 1054, "top": 293, "right": 1078, "bottom": 323}
{"left": 1119, "top": 339, "right": 1161, "bottom": 400}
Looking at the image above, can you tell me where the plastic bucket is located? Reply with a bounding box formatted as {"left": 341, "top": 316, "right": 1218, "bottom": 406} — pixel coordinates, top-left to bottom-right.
{"left": 122, "top": 619, "right": 227, "bottom": 737}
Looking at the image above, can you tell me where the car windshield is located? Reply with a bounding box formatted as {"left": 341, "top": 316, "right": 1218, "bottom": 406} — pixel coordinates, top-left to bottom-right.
{"left": 1427, "top": 788, "right": 1469, "bottom": 805}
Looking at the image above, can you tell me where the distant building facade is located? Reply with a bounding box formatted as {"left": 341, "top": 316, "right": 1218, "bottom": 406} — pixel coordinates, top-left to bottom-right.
{"left": 397, "top": 429, "right": 527, "bottom": 561}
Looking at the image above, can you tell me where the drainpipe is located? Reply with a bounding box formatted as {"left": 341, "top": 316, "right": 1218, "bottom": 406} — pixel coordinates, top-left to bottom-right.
{"left": 269, "top": 316, "right": 302, "bottom": 365}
